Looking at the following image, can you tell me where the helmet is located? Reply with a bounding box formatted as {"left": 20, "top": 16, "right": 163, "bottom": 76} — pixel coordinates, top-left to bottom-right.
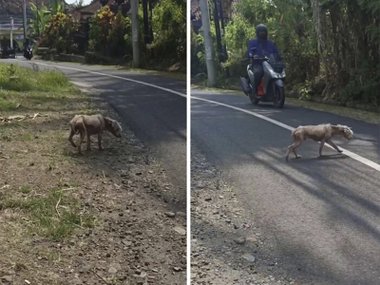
{"left": 256, "top": 24, "right": 268, "bottom": 40}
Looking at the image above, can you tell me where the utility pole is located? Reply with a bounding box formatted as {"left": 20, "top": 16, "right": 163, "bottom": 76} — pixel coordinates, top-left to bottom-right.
{"left": 131, "top": 0, "right": 140, "bottom": 67}
{"left": 10, "top": 17, "right": 14, "bottom": 49}
{"left": 199, "top": 0, "right": 216, "bottom": 86}
{"left": 23, "top": 0, "right": 27, "bottom": 40}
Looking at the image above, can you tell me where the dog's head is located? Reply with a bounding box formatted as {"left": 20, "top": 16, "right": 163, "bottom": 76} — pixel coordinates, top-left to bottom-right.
{"left": 105, "top": 117, "right": 122, "bottom": 137}
{"left": 338, "top": 124, "right": 353, "bottom": 140}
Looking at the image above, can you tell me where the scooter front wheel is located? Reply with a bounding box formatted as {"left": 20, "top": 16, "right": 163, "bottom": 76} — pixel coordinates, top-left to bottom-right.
{"left": 273, "top": 85, "right": 285, "bottom": 108}
{"left": 249, "top": 90, "right": 259, "bottom": 105}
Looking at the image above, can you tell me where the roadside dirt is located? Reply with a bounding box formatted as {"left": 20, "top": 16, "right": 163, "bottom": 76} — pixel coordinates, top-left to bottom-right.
{"left": 0, "top": 95, "right": 186, "bottom": 284}
{"left": 191, "top": 144, "right": 298, "bottom": 285}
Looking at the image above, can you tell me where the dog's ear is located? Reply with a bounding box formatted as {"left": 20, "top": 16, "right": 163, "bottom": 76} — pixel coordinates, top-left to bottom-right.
{"left": 112, "top": 120, "right": 122, "bottom": 131}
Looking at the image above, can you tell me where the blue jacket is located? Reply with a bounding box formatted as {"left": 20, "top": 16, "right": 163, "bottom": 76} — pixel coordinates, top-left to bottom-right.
{"left": 247, "top": 39, "right": 280, "bottom": 59}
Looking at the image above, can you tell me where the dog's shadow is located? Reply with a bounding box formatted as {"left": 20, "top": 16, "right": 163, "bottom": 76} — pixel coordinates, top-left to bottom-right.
{"left": 289, "top": 153, "right": 349, "bottom": 163}
{"left": 318, "top": 154, "right": 348, "bottom": 160}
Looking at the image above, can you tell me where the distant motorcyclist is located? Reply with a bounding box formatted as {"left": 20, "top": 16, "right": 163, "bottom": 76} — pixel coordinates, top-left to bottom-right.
{"left": 23, "top": 38, "right": 33, "bottom": 60}
{"left": 246, "top": 24, "right": 281, "bottom": 95}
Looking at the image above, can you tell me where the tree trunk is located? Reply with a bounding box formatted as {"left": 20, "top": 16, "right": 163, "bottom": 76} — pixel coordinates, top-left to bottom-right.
{"left": 131, "top": 0, "right": 140, "bottom": 67}
{"left": 310, "top": 0, "right": 324, "bottom": 54}
{"left": 199, "top": 0, "right": 216, "bottom": 86}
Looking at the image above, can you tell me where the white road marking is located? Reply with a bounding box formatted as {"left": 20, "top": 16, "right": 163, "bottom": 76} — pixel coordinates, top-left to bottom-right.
{"left": 20, "top": 60, "right": 187, "bottom": 98}
{"left": 192, "top": 95, "right": 380, "bottom": 172}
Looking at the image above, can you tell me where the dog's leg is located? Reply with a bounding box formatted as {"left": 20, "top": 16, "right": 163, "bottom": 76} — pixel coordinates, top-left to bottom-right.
{"left": 68, "top": 128, "right": 76, "bottom": 148}
{"left": 327, "top": 139, "right": 342, "bottom": 153}
{"left": 86, "top": 134, "right": 91, "bottom": 151}
{"left": 78, "top": 130, "right": 85, "bottom": 154}
{"left": 293, "top": 147, "right": 301, "bottom": 159}
{"left": 98, "top": 133, "right": 104, "bottom": 151}
{"left": 286, "top": 141, "right": 302, "bottom": 161}
{"left": 285, "top": 146, "right": 291, "bottom": 161}
{"left": 319, "top": 140, "right": 325, "bottom": 156}
{"left": 292, "top": 139, "right": 303, "bottom": 159}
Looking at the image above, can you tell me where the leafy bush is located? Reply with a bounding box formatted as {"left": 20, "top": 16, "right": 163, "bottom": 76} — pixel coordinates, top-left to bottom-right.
{"left": 88, "top": 6, "right": 115, "bottom": 55}
{"left": 151, "top": 0, "right": 186, "bottom": 64}
{"left": 88, "top": 7, "right": 131, "bottom": 58}
{"left": 39, "top": 12, "right": 79, "bottom": 53}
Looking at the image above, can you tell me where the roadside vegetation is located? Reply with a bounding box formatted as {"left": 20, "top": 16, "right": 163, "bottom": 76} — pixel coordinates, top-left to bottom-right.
{"left": 192, "top": 0, "right": 380, "bottom": 111}
{"left": 27, "top": 0, "right": 185, "bottom": 71}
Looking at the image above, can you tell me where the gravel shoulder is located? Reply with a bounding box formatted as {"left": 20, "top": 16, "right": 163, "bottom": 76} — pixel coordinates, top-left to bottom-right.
{"left": 191, "top": 144, "right": 299, "bottom": 285}
{"left": 0, "top": 89, "right": 186, "bottom": 284}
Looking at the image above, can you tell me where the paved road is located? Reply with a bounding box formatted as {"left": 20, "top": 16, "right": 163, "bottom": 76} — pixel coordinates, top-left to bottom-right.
{"left": 191, "top": 88, "right": 380, "bottom": 285}
{"left": 5, "top": 57, "right": 187, "bottom": 208}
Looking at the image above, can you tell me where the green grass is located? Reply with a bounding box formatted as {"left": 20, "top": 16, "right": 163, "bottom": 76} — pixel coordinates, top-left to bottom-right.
{"left": 0, "top": 189, "right": 95, "bottom": 241}
{"left": 0, "top": 63, "right": 79, "bottom": 112}
{"left": 0, "top": 63, "right": 75, "bottom": 92}
{"left": 19, "top": 185, "right": 32, "bottom": 194}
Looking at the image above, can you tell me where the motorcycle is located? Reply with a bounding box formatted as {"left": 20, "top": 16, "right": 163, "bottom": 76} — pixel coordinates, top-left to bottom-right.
{"left": 240, "top": 53, "right": 286, "bottom": 108}
{"left": 23, "top": 45, "right": 33, "bottom": 60}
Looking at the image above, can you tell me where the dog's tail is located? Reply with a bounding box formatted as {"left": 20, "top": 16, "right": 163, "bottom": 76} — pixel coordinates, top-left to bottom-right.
{"left": 78, "top": 116, "right": 87, "bottom": 139}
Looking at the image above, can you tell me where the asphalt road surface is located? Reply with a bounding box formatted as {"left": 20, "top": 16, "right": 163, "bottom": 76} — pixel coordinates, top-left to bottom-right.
{"left": 191, "top": 88, "right": 380, "bottom": 285}
{"left": 5, "top": 57, "right": 186, "bottom": 208}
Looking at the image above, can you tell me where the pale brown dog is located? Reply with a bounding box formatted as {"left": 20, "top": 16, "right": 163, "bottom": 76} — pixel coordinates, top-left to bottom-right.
{"left": 68, "top": 114, "right": 122, "bottom": 154}
{"left": 285, "top": 124, "right": 353, "bottom": 161}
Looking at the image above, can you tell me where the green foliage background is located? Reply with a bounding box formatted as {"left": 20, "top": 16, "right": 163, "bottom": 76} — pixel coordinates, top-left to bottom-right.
{"left": 193, "top": 0, "right": 380, "bottom": 109}
{"left": 31, "top": 0, "right": 185, "bottom": 71}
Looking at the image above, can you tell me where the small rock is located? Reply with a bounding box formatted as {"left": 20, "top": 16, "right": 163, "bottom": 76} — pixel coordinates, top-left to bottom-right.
{"left": 122, "top": 240, "right": 133, "bottom": 247}
{"left": 246, "top": 235, "right": 258, "bottom": 244}
{"left": 242, "top": 253, "right": 256, "bottom": 263}
{"left": 108, "top": 263, "right": 121, "bottom": 274}
{"left": 1, "top": 275, "right": 13, "bottom": 283}
{"left": 173, "top": 226, "right": 186, "bottom": 236}
{"left": 176, "top": 211, "right": 186, "bottom": 218}
{"left": 234, "top": 237, "right": 246, "bottom": 245}
{"left": 127, "top": 156, "right": 135, "bottom": 163}
{"left": 165, "top": 212, "right": 176, "bottom": 218}
{"left": 195, "top": 181, "right": 206, "bottom": 189}
{"left": 173, "top": 266, "right": 182, "bottom": 272}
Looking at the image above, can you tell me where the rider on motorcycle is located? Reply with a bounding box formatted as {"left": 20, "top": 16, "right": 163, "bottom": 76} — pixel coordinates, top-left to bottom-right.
{"left": 246, "top": 24, "right": 281, "bottom": 95}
